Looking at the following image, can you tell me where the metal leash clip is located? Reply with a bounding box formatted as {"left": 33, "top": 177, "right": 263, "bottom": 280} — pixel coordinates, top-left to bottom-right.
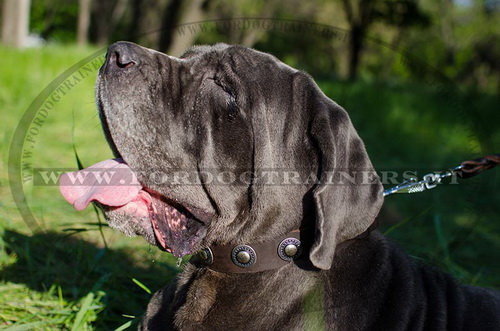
{"left": 383, "top": 165, "right": 463, "bottom": 197}
{"left": 382, "top": 154, "right": 499, "bottom": 197}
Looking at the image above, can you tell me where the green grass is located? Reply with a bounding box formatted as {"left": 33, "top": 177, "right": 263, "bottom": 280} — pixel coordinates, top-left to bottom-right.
{"left": 0, "top": 230, "right": 179, "bottom": 330}
{"left": 0, "top": 44, "right": 499, "bottom": 330}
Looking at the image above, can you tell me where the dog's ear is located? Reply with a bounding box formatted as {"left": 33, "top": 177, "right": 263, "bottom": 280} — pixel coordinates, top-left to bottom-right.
{"left": 299, "top": 74, "right": 384, "bottom": 270}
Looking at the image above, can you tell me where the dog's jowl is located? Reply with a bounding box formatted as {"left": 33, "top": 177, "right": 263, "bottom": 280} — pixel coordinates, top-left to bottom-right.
{"left": 60, "top": 42, "right": 500, "bottom": 331}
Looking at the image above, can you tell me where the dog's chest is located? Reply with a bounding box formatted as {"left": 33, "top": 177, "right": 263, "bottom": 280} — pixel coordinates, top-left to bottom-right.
{"left": 175, "top": 267, "right": 322, "bottom": 330}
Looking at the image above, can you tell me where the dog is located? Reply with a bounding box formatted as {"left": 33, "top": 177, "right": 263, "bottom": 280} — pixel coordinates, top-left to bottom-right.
{"left": 60, "top": 42, "right": 500, "bottom": 330}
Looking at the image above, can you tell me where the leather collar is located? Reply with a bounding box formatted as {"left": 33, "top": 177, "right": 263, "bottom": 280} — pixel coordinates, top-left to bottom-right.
{"left": 193, "top": 230, "right": 304, "bottom": 273}
{"left": 192, "top": 220, "right": 377, "bottom": 274}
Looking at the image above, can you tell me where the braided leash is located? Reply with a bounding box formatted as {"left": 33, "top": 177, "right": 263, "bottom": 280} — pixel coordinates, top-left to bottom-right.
{"left": 458, "top": 154, "right": 500, "bottom": 179}
{"left": 383, "top": 154, "right": 500, "bottom": 197}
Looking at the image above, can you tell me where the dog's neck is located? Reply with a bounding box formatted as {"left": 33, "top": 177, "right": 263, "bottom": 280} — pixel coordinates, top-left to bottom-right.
{"left": 192, "top": 221, "right": 378, "bottom": 274}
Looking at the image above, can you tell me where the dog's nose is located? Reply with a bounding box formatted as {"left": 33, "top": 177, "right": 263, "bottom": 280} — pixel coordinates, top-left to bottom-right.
{"left": 106, "top": 42, "right": 139, "bottom": 69}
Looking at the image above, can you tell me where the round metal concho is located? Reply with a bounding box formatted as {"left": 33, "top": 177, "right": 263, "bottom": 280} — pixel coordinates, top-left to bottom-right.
{"left": 278, "top": 238, "right": 302, "bottom": 262}
{"left": 198, "top": 247, "right": 213, "bottom": 265}
{"left": 231, "top": 245, "right": 257, "bottom": 268}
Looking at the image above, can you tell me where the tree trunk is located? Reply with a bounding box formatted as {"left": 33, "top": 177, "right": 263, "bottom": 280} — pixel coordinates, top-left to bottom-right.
{"left": 158, "top": 0, "right": 182, "bottom": 52}
{"left": 93, "top": 0, "right": 127, "bottom": 46}
{"left": 166, "top": 0, "right": 205, "bottom": 56}
{"left": 347, "top": 25, "right": 364, "bottom": 81}
{"left": 77, "top": 0, "right": 91, "bottom": 46}
{"left": 127, "top": 0, "right": 144, "bottom": 42}
{"left": 93, "top": 1, "right": 111, "bottom": 45}
{"left": 2, "top": 0, "right": 31, "bottom": 48}
{"left": 341, "top": 0, "right": 374, "bottom": 81}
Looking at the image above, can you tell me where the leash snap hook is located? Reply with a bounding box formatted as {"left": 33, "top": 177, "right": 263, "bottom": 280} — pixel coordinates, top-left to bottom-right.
{"left": 423, "top": 173, "right": 441, "bottom": 189}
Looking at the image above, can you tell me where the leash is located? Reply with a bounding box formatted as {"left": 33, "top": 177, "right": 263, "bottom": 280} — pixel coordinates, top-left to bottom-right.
{"left": 383, "top": 154, "right": 500, "bottom": 197}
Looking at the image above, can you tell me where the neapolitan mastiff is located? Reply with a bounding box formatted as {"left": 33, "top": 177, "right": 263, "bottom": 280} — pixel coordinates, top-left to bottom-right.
{"left": 60, "top": 42, "right": 499, "bottom": 330}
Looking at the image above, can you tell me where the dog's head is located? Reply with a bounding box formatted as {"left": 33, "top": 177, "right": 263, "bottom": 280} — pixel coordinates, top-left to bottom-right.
{"left": 60, "top": 42, "right": 383, "bottom": 270}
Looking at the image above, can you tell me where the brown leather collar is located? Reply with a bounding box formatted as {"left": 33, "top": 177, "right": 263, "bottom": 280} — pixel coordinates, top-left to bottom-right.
{"left": 192, "top": 220, "right": 378, "bottom": 274}
{"left": 193, "top": 230, "right": 303, "bottom": 273}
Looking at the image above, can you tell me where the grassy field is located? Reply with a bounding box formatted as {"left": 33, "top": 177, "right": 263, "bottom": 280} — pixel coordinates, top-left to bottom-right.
{"left": 0, "top": 45, "right": 499, "bottom": 330}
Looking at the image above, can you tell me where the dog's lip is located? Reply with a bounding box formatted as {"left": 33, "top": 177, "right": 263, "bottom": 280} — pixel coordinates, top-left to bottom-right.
{"left": 141, "top": 186, "right": 211, "bottom": 226}
{"left": 113, "top": 153, "right": 214, "bottom": 225}
{"left": 144, "top": 189, "right": 207, "bottom": 256}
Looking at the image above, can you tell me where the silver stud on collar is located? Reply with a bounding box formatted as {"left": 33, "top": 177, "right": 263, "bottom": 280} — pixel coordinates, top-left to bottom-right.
{"left": 278, "top": 238, "right": 302, "bottom": 261}
{"left": 198, "top": 247, "right": 213, "bottom": 265}
{"left": 231, "top": 245, "right": 256, "bottom": 267}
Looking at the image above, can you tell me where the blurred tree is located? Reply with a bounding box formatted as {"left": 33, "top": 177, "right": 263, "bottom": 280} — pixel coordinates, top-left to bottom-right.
{"left": 132, "top": 0, "right": 164, "bottom": 47}
{"left": 208, "top": 0, "right": 277, "bottom": 47}
{"left": 31, "top": 0, "right": 78, "bottom": 42}
{"left": 340, "top": 0, "right": 376, "bottom": 81}
{"left": 16, "top": 0, "right": 500, "bottom": 93}
{"left": 158, "top": 0, "right": 183, "bottom": 52}
{"left": 92, "top": 0, "right": 128, "bottom": 45}
{"left": 2, "top": 0, "right": 31, "bottom": 48}
{"left": 341, "top": 0, "right": 429, "bottom": 80}
{"left": 160, "top": 0, "right": 209, "bottom": 56}
{"left": 126, "top": 0, "right": 146, "bottom": 42}
{"left": 454, "top": 0, "right": 500, "bottom": 94}
{"left": 400, "top": 0, "right": 500, "bottom": 94}
{"left": 77, "top": 0, "right": 91, "bottom": 46}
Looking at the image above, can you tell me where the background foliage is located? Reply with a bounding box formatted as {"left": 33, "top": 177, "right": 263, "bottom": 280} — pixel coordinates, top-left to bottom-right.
{"left": 24, "top": 0, "right": 500, "bottom": 93}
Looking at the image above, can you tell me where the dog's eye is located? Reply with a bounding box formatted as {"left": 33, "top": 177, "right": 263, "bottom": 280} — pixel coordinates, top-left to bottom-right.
{"left": 213, "top": 78, "right": 236, "bottom": 98}
{"left": 212, "top": 78, "right": 239, "bottom": 120}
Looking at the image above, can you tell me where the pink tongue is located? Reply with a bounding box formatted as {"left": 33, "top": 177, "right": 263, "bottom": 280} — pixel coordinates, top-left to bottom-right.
{"left": 59, "top": 158, "right": 142, "bottom": 210}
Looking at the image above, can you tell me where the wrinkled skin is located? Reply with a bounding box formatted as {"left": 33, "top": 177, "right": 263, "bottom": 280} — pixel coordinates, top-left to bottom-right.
{"left": 95, "top": 42, "right": 500, "bottom": 330}
{"left": 96, "top": 43, "right": 322, "bottom": 254}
